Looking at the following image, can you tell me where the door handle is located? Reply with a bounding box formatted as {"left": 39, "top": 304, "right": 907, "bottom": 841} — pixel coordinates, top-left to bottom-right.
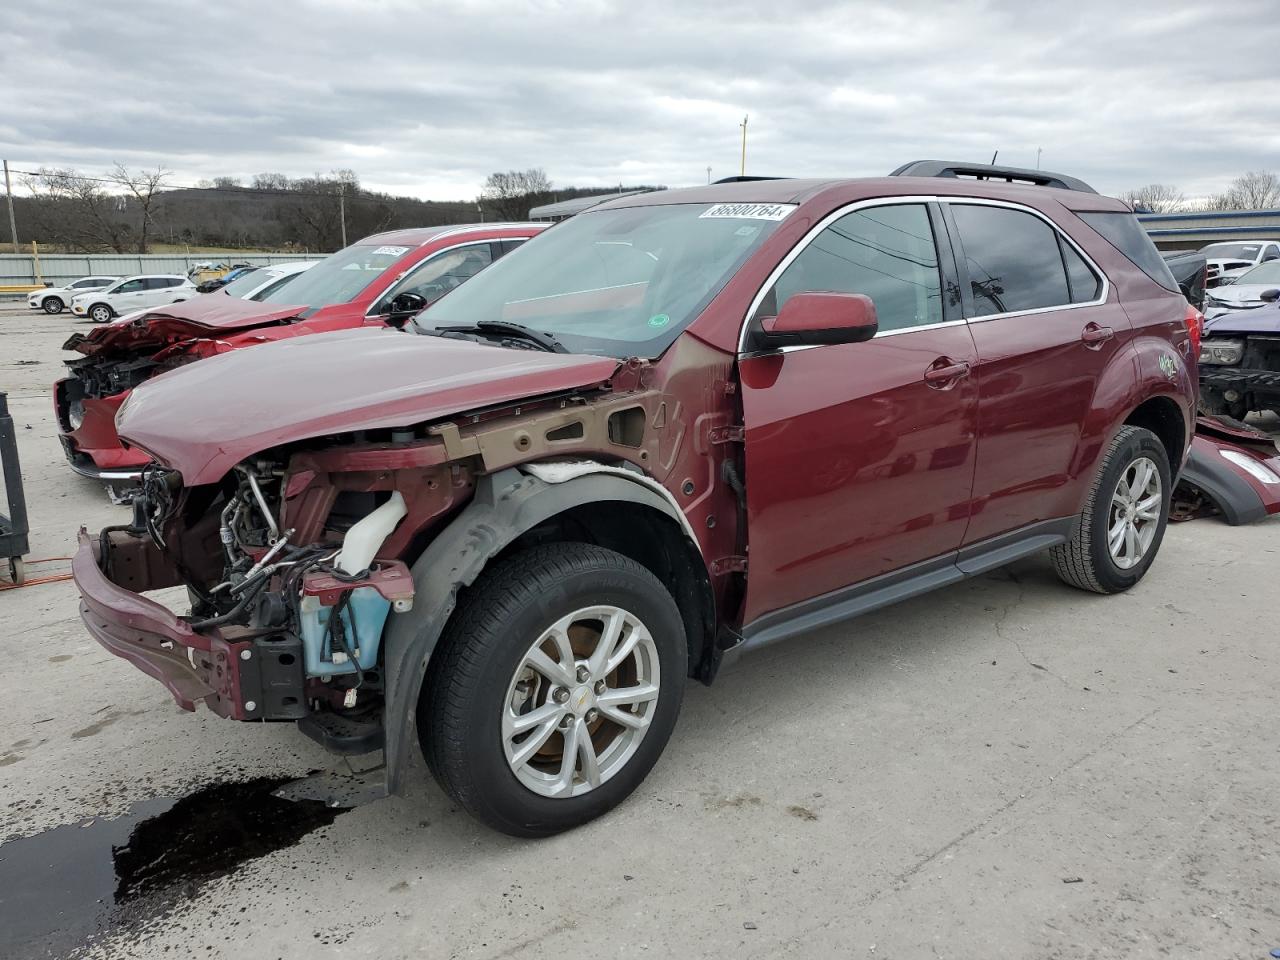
{"left": 1081, "top": 322, "right": 1114, "bottom": 347}
{"left": 923, "top": 358, "right": 970, "bottom": 389}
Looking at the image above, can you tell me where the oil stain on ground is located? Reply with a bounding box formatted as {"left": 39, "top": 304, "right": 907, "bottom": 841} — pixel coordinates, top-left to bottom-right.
{"left": 0, "top": 776, "right": 344, "bottom": 959}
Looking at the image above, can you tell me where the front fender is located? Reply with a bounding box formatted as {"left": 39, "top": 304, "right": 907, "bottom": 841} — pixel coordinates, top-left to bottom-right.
{"left": 381, "top": 464, "right": 699, "bottom": 795}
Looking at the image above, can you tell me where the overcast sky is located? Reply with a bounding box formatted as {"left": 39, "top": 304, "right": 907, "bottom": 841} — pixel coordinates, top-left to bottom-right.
{"left": 4, "top": 0, "right": 1278, "bottom": 202}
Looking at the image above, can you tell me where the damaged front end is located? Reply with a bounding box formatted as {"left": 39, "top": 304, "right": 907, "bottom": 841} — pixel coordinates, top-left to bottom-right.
{"left": 74, "top": 447, "right": 470, "bottom": 754}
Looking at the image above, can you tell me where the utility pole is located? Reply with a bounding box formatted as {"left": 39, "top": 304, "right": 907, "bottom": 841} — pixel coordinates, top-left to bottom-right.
{"left": 3, "top": 160, "right": 18, "bottom": 254}
{"left": 338, "top": 183, "right": 348, "bottom": 248}
{"left": 1036, "top": 147, "right": 1042, "bottom": 169}
{"left": 706, "top": 166, "right": 712, "bottom": 184}
{"left": 740, "top": 115, "right": 749, "bottom": 177}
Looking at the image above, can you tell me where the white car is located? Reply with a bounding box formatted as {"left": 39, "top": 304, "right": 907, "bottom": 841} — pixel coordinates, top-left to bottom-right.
{"left": 27, "top": 276, "right": 119, "bottom": 315}
{"left": 219, "top": 260, "right": 318, "bottom": 301}
{"left": 111, "top": 261, "right": 320, "bottom": 324}
{"left": 70, "top": 274, "right": 197, "bottom": 323}
{"left": 1200, "top": 240, "right": 1280, "bottom": 287}
{"left": 1204, "top": 261, "right": 1280, "bottom": 309}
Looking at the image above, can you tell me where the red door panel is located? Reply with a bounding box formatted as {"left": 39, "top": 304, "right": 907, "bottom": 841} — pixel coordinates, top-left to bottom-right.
{"left": 740, "top": 324, "right": 979, "bottom": 623}
{"left": 962, "top": 302, "right": 1133, "bottom": 544}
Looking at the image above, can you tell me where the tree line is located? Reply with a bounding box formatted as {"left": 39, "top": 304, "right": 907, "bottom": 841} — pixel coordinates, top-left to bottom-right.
{"left": 1119, "top": 170, "right": 1280, "bottom": 214}
{"left": 9, "top": 165, "right": 662, "bottom": 254}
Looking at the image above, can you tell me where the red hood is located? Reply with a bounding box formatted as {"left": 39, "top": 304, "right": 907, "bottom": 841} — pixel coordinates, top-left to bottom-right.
{"left": 64, "top": 297, "right": 309, "bottom": 357}
{"left": 117, "top": 327, "right": 621, "bottom": 485}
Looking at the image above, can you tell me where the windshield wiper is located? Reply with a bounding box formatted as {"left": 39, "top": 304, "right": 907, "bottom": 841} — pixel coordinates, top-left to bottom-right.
{"left": 425, "top": 320, "right": 569, "bottom": 354}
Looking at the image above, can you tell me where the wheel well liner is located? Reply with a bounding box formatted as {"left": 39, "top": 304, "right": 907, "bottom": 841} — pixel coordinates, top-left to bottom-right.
{"left": 1123, "top": 396, "right": 1186, "bottom": 474}
{"left": 380, "top": 466, "right": 711, "bottom": 795}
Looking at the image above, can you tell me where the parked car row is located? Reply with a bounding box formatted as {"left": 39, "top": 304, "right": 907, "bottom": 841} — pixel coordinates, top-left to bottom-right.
{"left": 70, "top": 160, "right": 1227, "bottom": 838}
{"left": 54, "top": 224, "right": 540, "bottom": 484}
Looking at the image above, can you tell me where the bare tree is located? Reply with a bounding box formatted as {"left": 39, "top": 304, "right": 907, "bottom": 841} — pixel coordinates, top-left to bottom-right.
{"left": 479, "top": 168, "right": 553, "bottom": 221}
{"left": 108, "top": 164, "right": 172, "bottom": 253}
{"left": 1214, "top": 170, "right": 1280, "bottom": 210}
{"left": 252, "top": 172, "right": 290, "bottom": 191}
{"left": 1119, "top": 183, "right": 1185, "bottom": 214}
{"left": 20, "top": 166, "right": 131, "bottom": 252}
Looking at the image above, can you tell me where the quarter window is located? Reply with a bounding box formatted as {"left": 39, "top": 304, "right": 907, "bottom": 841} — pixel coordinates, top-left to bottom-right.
{"left": 950, "top": 205, "right": 1073, "bottom": 317}
{"left": 1060, "top": 239, "right": 1101, "bottom": 303}
{"left": 755, "top": 204, "right": 943, "bottom": 333}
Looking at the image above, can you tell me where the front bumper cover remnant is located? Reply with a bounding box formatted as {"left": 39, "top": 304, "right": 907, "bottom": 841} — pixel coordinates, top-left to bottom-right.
{"left": 72, "top": 528, "right": 305, "bottom": 719}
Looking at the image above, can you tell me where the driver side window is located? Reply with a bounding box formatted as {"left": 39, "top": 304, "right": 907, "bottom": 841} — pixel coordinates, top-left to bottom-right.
{"left": 753, "top": 204, "right": 944, "bottom": 333}
{"left": 115, "top": 279, "right": 146, "bottom": 293}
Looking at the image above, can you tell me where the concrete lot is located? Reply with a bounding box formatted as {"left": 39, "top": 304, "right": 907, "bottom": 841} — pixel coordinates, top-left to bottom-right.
{"left": 2, "top": 300, "right": 1278, "bottom": 959}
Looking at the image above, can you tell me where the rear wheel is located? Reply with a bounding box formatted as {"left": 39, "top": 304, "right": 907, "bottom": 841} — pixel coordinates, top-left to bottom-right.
{"left": 88, "top": 303, "right": 113, "bottom": 324}
{"left": 1052, "top": 425, "right": 1171, "bottom": 594}
{"left": 42, "top": 296, "right": 63, "bottom": 315}
{"left": 420, "top": 542, "right": 686, "bottom": 837}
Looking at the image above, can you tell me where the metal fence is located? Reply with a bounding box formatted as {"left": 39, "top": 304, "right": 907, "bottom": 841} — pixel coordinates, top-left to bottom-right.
{"left": 0, "top": 252, "right": 316, "bottom": 289}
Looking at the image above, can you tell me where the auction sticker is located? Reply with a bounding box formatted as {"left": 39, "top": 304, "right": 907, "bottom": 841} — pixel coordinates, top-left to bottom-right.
{"left": 699, "top": 203, "right": 796, "bottom": 221}
{"left": 371, "top": 245, "right": 410, "bottom": 257}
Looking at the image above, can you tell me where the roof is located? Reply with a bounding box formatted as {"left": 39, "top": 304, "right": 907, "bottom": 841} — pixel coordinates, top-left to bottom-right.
{"left": 529, "top": 191, "right": 654, "bottom": 220}
{"left": 356, "top": 223, "right": 539, "bottom": 246}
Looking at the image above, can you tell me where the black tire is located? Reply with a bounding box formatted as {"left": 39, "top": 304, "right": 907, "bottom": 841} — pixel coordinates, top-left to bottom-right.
{"left": 88, "top": 303, "right": 113, "bottom": 324}
{"left": 420, "top": 542, "right": 686, "bottom": 837}
{"left": 1051, "top": 425, "right": 1172, "bottom": 594}
{"left": 1198, "top": 387, "right": 1248, "bottom": 421}
{"left": 42, "top": 296, "right": 63, "bottom": 315}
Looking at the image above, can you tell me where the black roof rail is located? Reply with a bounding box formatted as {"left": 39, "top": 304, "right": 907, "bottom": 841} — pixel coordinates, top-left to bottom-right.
{"left": 889, "top": 160, "right": 1097, "bottom": 195}
{"left": 713, "top": 176, "right": 790, "bottom": 184}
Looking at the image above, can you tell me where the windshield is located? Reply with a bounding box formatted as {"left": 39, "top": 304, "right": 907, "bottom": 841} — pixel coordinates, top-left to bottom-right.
{"left": 1235, "top": 261, "right": 1280, "bottom": 285}
{"left": 414, "top": 203, "right": 791, "bottom": 358}
{"left": 257, "top": 243, "right": 411, "bottom": 309}
{"left": 220, "top": 268, "right": 264, "bottom": 297}
{"left": 1201, "top": 243, "right": 1261, "bottom": 260}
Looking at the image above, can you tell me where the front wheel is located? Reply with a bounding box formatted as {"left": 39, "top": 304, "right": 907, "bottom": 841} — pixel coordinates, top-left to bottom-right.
{"left": 1052, "top": 425, "right": 1171, "bottom": 594}
{"left": 42, "top": 297, "right": 64, "bottom": 315}
{"left": 88, "top": 303, "right": 113, "bottom": 324}
{"left": 420, "top": 542, "right": 686, "bottom": 837}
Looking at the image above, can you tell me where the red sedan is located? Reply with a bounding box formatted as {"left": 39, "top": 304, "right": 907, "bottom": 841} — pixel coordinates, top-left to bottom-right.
{"left": 55, "top": 222, "right": 544, "bottom": 486}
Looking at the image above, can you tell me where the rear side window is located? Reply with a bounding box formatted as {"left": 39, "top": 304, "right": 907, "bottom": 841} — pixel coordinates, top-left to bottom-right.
{"left": 1060, "top": 240, "right": 1102, "bottom": 303}
{"left": 755, "top": 203, "right": 944, "bottom": 333}
{"left": 1078, "top": 211, "right": 1178, "bottom": 292}
{"left": 950, "top": 204, "right": 1071, "bottom": 316}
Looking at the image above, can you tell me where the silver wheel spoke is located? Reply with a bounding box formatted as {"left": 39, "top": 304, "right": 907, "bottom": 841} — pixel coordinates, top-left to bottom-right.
{"left": 553, "top": 719, "right": 580, "bottom": 797}
{"left": 509, "top": 713, "right": 562, "bottom": 769}
{"left": 1124, "top": 521, "right": 1138, "bottom": 560}
{"left": 586, "top": 609, "right": 626, "bottom": 678}
{"left": 604, "top": 625, "right": 645, "bottom": 677}
{"left": 1108, "top": 519, "right": 1127, "bottom": 553}
{"left": 525, "top": 646, "right": 575, "bottom": 688}
{"left": 1135, "top": 493, "right": 1161, "bottom": 520}
{"left": 600, "top": 703, "right": 651, "bottom": 731}
{"left": 505, "top": 700, "right": 561, "bottom": 737}
{"left": 576, "top": 719, "right": 601, "bottom": 788}
{"left": 598, "top": 682, "right": 659, "bottom": 709}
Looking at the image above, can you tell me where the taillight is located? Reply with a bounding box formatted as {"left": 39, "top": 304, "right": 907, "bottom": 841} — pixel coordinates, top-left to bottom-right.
{"left": 1184, "top": 304, "right": 1203, "bottom": 360}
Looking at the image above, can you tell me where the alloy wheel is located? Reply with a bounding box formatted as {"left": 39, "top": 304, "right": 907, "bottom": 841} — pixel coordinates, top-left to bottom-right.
{"left": 502, "top": 605, "right": 661, "bottom": 799}
{"left": 1107, "top": 456, "right": 1162, "bottom": 569}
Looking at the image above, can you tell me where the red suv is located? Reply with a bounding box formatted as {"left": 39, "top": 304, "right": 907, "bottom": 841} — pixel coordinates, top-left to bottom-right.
{"left": 72, "top": 162, "right": 1198, "bottom": 836}
{"left": 54, "top": 223, "right": 543, "bottom": 485}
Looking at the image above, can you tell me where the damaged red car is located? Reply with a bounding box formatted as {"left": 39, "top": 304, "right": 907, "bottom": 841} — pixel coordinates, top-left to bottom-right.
{"left": 73, "top": 162, "right": 1198, "bottom": 836}
{"left": 54, "top": 223, "right": 543, "bottom": 486}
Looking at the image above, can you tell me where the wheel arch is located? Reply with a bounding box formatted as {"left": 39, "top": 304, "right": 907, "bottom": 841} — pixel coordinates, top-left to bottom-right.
{"left": 1122, "top": 394, "right": 1187, "bottom": 476}
{"left": 381, "top": 464, "right": 713, "bottom": 795}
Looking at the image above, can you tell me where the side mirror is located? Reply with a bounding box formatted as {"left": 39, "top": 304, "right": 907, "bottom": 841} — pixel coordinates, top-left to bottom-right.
{"left": 753, "top": 292, "right": 878, "bottom": 351}
{"left": 387, "top": 291, "right": 428, "bottom": 317}
{"left": 1260, "top": 288, "right": 1280, "bottom": 303}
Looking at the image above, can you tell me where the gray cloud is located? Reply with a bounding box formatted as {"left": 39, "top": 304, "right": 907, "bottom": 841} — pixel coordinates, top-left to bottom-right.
{"left": 3, "top": 0, "right": 1278, "bottom": 201}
